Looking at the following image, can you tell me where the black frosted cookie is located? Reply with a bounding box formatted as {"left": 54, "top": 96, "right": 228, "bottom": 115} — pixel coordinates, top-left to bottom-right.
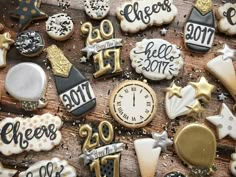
{"left": 164, "top": 171, "right": 186, "bottom": 177}
{"left": 46, "top": 13, "right": 74, "bottom": 41}
{"left": 15, "top": 30, "right": 44, "bottom": 57}
{"left": 11, "top": 0, "right": 48, "bottom": 31}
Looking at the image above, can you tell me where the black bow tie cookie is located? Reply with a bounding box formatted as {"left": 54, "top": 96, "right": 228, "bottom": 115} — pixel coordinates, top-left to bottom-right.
{"left": 184, "top": 0, "right": 215, "bottom": 53}
{"left": 11, "top": 0, "right": 48, "bottom": 31}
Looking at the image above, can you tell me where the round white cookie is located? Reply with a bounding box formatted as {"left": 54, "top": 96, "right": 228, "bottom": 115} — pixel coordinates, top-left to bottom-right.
{"left": 46, "top": 13, "right": 74, "bottom": 41}
{"left": 84, "top": 0, "right": 110, "bottom": 20}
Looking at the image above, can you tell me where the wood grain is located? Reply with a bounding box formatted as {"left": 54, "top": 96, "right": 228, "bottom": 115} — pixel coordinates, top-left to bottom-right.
{"left": 0, "top": 0, "right": 236, "bottom": 176}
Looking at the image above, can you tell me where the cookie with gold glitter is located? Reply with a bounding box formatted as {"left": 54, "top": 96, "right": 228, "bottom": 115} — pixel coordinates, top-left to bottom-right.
{"left": 174, "top": 123, "right": 216, "bottom": 177}
{"left": 11, "top": 0, "right": 48, "bottom": 31}
{"left": 165, "top": 77, "right": 215, "bottom": 119}
{"left": 0, "top": 28, "right": 14, "bottom": 68}
{"left": 184, "top": 0, "right": 215, "bottom": 53}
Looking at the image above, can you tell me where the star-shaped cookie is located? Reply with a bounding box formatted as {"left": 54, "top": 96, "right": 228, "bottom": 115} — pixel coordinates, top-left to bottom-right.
{"left": 152, "top": 131, "right": 173, "bottom": 152}
{"left": 206, "top": 103, "right": 236, "bottom": 140}
{"left": 11, "top": 0, "right": 47, "bottom": 31}
{"left": 0, "top": 163, "right": 17, "bottom": 177}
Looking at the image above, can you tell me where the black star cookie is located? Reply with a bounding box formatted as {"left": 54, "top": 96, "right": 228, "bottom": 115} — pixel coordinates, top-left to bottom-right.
{"left": 11, "top": 0, "right": 48, "bottom": 31}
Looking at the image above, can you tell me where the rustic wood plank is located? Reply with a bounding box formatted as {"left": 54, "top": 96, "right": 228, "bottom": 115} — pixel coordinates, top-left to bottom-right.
{"left": 0, "top": 0, "right": 235, "bottom": 177}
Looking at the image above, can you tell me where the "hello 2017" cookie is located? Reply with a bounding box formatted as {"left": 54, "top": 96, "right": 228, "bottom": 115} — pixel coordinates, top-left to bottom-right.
{"left": 116, "top": 0, "right": 178, "bottom": 33}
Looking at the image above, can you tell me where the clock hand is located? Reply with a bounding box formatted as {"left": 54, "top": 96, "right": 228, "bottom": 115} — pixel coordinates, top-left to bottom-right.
{"left": 133, "top": 92, "right": 135, "bottom": 107}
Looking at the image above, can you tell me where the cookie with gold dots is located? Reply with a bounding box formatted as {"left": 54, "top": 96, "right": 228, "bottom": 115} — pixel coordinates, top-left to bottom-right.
{"left": 11, "top": 0, "right": 48, "bottom": 31}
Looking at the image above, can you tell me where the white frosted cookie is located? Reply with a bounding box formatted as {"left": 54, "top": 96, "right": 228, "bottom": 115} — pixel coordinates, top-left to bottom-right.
{"left": 116, "top": 0, "right": 178, "bottom": 33}
{"left": 84, "top": 0, "right": 110, "bottom": 19}
{"left": 0, "top": 163, "right": 17, "bottom": 177}
{"left": 130, "top": 39, "right": 183, "bottom": 80}
{"left": 216, "top": 3, "right": 236, "bottom": 35}
{"left": 46, "top": 13, "right": 74, "bottom": 41}
{"left": 19, "top": 158, "right": 76, "bottom": 177}
{"left": 0, "top": 113, "right": 63, "bottom": 156}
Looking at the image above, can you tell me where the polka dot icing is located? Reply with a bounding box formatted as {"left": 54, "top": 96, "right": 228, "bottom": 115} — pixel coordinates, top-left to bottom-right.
{"left": 46, "top": 13, "right": 74, "bottom": 41}
{"left": 15, "top": 30, "right": 45, "bottom": 57}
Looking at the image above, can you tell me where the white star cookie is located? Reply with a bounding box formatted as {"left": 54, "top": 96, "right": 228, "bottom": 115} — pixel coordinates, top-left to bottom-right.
{"left": 0, "top": 163, "right": 17, "bottom": 177}
{"left": 206, "top": 103, "right": 236, "bottom": 140}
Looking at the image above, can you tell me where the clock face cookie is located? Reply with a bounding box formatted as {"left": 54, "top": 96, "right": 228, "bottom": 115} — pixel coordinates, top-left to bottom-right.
{"left": 15, "top": 30, "right": 45, "bottom": 57}
{"left": 109, "top": 80, "right": 157, "bottom": 128}
{"left": 46, "top": 13, "right": 74, "bottom": 41}
{"left": 84, "top": 0, "right": 110, "bottom": 20}
{"left": 116, "top": 0, "right": 178, "bottom": 33}
{"left": 184, "top": 0, "right": 215, "bottom": 53}
{"left": 130, "top": 39, "right": 183, "bottom": 81}
{"left": 216, "top": 3, "right": 236, "bottom": 35}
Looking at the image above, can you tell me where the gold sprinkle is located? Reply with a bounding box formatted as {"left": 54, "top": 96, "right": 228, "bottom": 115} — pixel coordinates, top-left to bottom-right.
{"left": 31, "top": 9, "right": 36, "bottom": 14}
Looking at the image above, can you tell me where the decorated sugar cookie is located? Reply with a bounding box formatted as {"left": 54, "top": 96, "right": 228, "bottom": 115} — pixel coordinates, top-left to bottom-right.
{"left": 130, "top": 39, "right": 183, "bottom": 80}
{"left": 15, "top": 30, "right": 44, "bottom": 57}
{"left": 116, "top": 0, "right": 178, "bottom": 33}
{"left": 174, "top": 123, "right": 216, "bottom": 177}
{"left": 216, "top": 3, "right": 236, "bottom": 35}
{"left": 0, "top": 27, "right": 14, "bottom": 68}
{"left": 46, "top": 45, "right": 96, "bottom": 117}
{"left": 0, "top": 113, "right": 62, "bottom": 156}
{"left": 11, "top": 0, "right": 48, "bottom": 31}
{"left": 165, "top": 77, "right": 215, "bottom": 119}
{"left": 206, "top": 103, "right": 236, "bottom": 140}
{"left": 84, "top": 0, "right": 110, "bottom": 20}
{"left": 0, "top": 163, "right": 17, "bottom": 177}
{"left": 163, "top": 171, "right": 186, "bottom": 177}
{"left": 109, "top": 80, "right": 157, "bottom": 128}
{"left": 46, "top": 13, "right": 74, "bottom": 41}
{"left": 81, "top": 19, "right": 123, "bottom": 78}
{"left": 230, "top": 148, "right": 236, "bottom": 176}
{"left": 79, "top": 121, "right": 123, "bottom": 177}
{"left": 134, "top": 131, "right": 172, "bottom": 177}
{"left": 19, "top": 158, "right": 76, "bottom": 177}
{"left": 206, "top": 44, "right": 236, "bottom": 109}
{"left": 184, "top": 0, "right": 215, "bottom": 53}
{"left": 5, "top": 62, "right": 47, "bottom": 111}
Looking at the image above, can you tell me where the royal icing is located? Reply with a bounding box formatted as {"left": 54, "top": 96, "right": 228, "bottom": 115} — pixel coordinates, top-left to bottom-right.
{"left": 46, "top": 45, "right": 96, "bottom": 117}
{"left": 134, "top": 131, "right": 172, "bottom": 177}
{"left": 15, "top": 30, "right": 44, "bottom": 57}
{"left": 184, "top": 0, "right": 215, "bottom": 53}
{"left": 19, "top": 158, "right": 76, "bottom": 177}
{"left": 117, "top": 0, "right": 178, "bottom": 33}
{"left": 165, "top": 77, "right": 215, "bottom": 119}
{"left": 84, "top": 0, "right": 110, "bottom": 19}
{"left": 46, "top": 13, "right": 74, "bottom": 41}
{"left": 81, "top": 20, "right": 123, "bottom": 78}
{"left": 207, "top": 103, "right": 236, "bottom": 140}
{"left": 217, "top": 3, "right": 236, "bottom": 35}
{"left": 0, "top": 32, "right": 14, "bottom": 68}
{"left": 164, "top": 172, "right": 186, "bottom": 177}
{"left": 11, "top": 0, "right": 47, "bottom": 31}
{"left": 0, "top": 113, "right": 62, "bottom": 156}
{"left": 5, "top": 62, "right": 47, "bottom": 111}
{"left": 206, "top": 44, "right": 236, "bottom": 105}
{"left": 79, "top": 121, "right": 123, "bottom": 177}
{"left": 130, "top": 39, "right": 183, "bottom": 80}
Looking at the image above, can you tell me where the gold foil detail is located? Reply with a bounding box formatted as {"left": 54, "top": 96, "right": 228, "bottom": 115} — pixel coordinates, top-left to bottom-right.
{"left": 174, "top": 123, "right": 216, "bottom": 168}
{"left": 46, "top": 45, "right": 72, "bottom": 78}
{"left": 0, "top": 32, "right": 14, "bottom": 50}
{"left": 166, "top": 83, "right": 182, "bottom": 98}
{"left": 189, "top": 77, "right": 215, "bottom": 103}
{"left": 186, "top": 101, "right": 205, "bottom": 117}
{"left": 100, "top": 20, "right": 114, "bottom": 39}
{"left": 81, "top": 22, "right": 102, "bottom": 45}
{"left": 98, "top": 121, "right": 114, "bottom": 145}
{"left": 195, "top": 0, "right": 212, "bottom": 15}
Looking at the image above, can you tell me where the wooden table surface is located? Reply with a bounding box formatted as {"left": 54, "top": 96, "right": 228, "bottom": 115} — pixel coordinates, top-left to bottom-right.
{"left": 0, "top": 0, "right": 236, "bottom": 176}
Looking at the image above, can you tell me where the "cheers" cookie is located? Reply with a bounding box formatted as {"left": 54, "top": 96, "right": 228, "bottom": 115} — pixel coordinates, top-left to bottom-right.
{"left": 15, "top": 30, "right": 45, "bottom": 57}
{"left": 130, "top": 39, "right": 183, "bottom": 81}
{"left": 216, "top": 3, "right": 236, "bottom": 35}
{"left": 46, "top": 13, "right": 74, "bottom": 41}
{"left": 0, "top": 113, "right": 62, "bottom": 156}
{"left": 117, "top": 0, "right": 178, "bottom": 33}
